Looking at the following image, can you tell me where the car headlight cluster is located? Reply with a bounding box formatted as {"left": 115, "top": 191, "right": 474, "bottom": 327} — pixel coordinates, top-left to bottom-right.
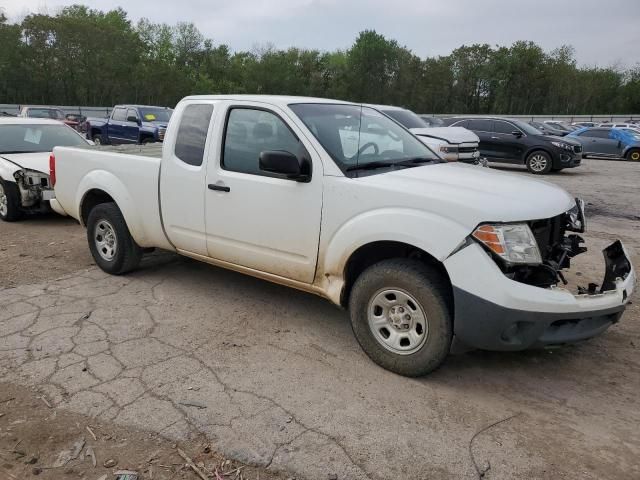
{"left": 472, "top": 223, "right": 542, "bottom": 265}
{"left": 551, "top": 141, "right": 574, "bottom": 151}
{"left": 439, "top": 145, "right": 459, "bottom": 153}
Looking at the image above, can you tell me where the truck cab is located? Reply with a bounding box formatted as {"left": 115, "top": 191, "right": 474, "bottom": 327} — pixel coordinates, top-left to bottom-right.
{"left": 86, "top": 105, "right": 173, "bottom": 145}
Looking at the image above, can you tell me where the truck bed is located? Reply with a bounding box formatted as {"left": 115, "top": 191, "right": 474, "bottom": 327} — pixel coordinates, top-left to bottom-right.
{"left": 53, "top": 143, "right": 172, "bottom": 251}
{"left": 75, "top": 143, "right": 164, "bottom": 159}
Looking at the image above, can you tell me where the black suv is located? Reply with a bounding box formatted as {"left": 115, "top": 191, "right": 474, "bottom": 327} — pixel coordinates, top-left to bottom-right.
{"left": 443, "top": 117, "right": 583, "bottom": 174}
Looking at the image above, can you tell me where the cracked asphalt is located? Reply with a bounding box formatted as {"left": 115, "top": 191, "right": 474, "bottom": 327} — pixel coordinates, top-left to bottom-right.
{"left": 1, "top": 160, "right": 639, "bottom": 479}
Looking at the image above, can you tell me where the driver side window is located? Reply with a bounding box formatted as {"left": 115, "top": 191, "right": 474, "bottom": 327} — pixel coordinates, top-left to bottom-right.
{"left": 222, "top": 108, "right": 300, "bottom": 176}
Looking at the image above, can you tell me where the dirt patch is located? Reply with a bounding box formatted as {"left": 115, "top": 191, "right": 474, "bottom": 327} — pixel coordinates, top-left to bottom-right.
{"left": 0, "top": 383, "right": 286, "bottom": 480}
{"left": 0, "top": 214, "right": 92, "bottom": 288}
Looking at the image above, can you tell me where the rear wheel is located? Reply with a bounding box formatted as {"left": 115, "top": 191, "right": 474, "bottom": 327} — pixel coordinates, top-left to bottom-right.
{"left": 0, "top": 179, "right": 22, "bottom": 222}
{"left": 526, "top": 150, "right": 553, "bottom": 174}
{"left": 626, "top": 149, "right": 640, "bottom": 162}
{"left": 87, "top": 202, "right": 143, "bottom": 274}
{"left": 348, "top": 258, "right": 452, "bottom": 377}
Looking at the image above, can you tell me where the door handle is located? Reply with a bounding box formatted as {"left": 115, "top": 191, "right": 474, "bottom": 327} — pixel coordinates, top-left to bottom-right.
{"left": 491, "top": 136, "right": 499, "bottom": 139}
{"left": 208, "top": 184, "right": 230, "bottom": 192}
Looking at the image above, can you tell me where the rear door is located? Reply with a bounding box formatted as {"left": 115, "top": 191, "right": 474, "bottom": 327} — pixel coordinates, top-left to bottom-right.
{"left": 204, "top": 101, "right": 323, "bottom": 284}
{"left": 159, "top": 101, "right": 216, "bottom": 255}
{"left": 108, "top": 107, "right": 127, "bottom": 144}
{"left": 465, "top": 119, "right": 497, "bottom": 159}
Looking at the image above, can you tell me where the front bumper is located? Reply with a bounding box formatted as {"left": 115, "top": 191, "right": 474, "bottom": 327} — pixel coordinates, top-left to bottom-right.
{"left": 553, "top": 149, "right": 582, "bottom": 168}
{"left": 444, "top": 241, "right": 635, "bottom": 351}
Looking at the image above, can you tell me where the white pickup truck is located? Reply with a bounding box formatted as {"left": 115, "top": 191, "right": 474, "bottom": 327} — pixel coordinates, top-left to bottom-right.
{"left": 51, "top": 95, "right": 636, "bottom": 377}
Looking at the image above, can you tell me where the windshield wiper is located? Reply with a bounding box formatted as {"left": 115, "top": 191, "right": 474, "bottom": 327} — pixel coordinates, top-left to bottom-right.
{"left": 394, "top": 157, "right": 440, "bottom": 166}
{"left": 345, "top": 161, "right": 397, "bottom": 172}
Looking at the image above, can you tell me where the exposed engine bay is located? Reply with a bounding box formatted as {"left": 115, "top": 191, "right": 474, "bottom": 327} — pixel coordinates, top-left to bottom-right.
{"left": 503, "top": 200, "right": 631, "bottom": 294}
{"left": 13, "top": 168, "right": 53, "bottom": 212}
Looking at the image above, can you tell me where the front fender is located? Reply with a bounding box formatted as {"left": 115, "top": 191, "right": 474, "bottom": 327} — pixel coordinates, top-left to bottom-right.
{"left": 319, "top": 208, "right": 471, "bottom": 300}
{"left": 0, "top": 158, "right": 20, "bottom": 182}
{"left": 76, "top": 170, "right": 149, "bottom": 246}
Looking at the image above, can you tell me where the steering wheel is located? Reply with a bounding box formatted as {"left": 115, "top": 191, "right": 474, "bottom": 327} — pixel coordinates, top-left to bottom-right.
{"left": 357, "top": 142, "right": 379, "bottom": 156}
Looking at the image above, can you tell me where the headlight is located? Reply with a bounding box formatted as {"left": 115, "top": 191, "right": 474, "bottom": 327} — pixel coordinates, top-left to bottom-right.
{"left": 566, "top": 198, "right": 586, "bottom": 232}
{"left": 551, "top": 141, "right": 573, "bottom": 151}
{"left": 472, "top": 223, "right": 542, "bottom": 264}
{"left": 439, "top": 145, "right": 458, "bottom": 153}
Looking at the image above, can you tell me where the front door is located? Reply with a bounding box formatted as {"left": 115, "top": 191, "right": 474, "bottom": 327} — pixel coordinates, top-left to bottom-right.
{"left": 205, "top": 102, "right": 323, "bottom": 284}
{"left": 124, "top": 108, "right": 141, "bottom": 143}
{"left": 491, "top": 120, "right": 525, "bottom": 162}
{"left": 582, "top": 129, "right": 619, "bottom": 156}
{"left": 465, "top": 119, "right": 499, "bottom": 159}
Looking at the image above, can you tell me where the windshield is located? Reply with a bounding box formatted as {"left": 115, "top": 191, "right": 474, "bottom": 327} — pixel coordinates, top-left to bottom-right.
{"left": 511, "top": 119, "right": 543, "bottom": 135}
{"left": 381, "top": 109, "right": 427, "bottom": 129}
{"left": 26, "top": 108, "right": 65, "bottom": 120}
{"left": 0, "top": 124, "right": 87, "bottom": 153}
{"left": 421, "top": 116, "right": 445, "bottom": 127}
{"left": 139, "top": 108, "right": 173, "bottom": 123}
{"left": 623, "top": 129, "right": 640, "bottom": 140}
{"left": 289, "top": 104, "right": 439, "bottom": 175}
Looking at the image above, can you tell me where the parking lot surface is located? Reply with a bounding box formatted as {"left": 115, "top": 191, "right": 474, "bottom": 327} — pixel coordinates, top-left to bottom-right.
{"left": 1, "top": 159, "right": 639, "bottom": 479}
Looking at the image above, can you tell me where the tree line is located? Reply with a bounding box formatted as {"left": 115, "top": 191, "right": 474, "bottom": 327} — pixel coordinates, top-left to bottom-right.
{"left": 1, "top": 5, "right": 639, "bottom": 114}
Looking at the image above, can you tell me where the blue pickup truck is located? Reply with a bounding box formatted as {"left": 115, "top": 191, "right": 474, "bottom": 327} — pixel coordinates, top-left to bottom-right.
{"left": 86, "top": 105, "right": 173, "bottom": 145}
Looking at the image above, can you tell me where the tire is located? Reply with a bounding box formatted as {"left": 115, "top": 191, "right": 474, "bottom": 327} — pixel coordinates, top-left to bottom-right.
{"left": 86, "top": 202, "right": 143, "bottom": 275}
{"left": 526, "top": 150, "right": 553, "bottom": 174}
{"left": 348, "top": 258, "right": 453, "bottom": 377}
{"left": 92, "top": 134, "right": 102, "bottom": 145}
{"left": 141, "top": 137, "right": 154, "bottom": 145}
{"left": 0, "top": 179, "right": 22, "bottom": 222}
{"left": 626, "top": 149, "right": 640, "bottom": 162}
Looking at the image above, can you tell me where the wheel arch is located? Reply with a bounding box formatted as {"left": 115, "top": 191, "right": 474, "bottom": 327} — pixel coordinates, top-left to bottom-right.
{"left": 76, "top": 171, "right": 149, "bottom": 246}
{"left": 340, "top": 240, "right": 453, "bottom": 309}
{"left": 318, "top": 208, "right": 468, "bottom": 307}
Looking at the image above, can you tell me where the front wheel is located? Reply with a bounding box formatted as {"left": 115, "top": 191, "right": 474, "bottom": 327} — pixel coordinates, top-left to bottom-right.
{"left": 526, "top": 151, "right": 553, "bottom": 174}
{"left": 626, "top": 149, "right": 640, "bottom": 162}
{"left": 92, "top": 134, "right": 102, "bottom": 145}
{"left": 348, "top": 259, "right": 453, "bottom": 377}
{"left": 0, "top": 179, "right": 22, "bottom": 222}
{"left": 86, "top": 202, "right": 143, "bottom": 275}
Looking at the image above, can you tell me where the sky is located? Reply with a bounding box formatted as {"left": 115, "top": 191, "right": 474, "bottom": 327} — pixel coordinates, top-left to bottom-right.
{"left": 2, "top": 0, "right": 639, "bottom": 68}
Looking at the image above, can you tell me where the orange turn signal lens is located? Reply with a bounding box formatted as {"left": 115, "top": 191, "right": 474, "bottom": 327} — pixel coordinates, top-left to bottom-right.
{"left": 472, "top": 225, "right": 505, "bottom": 254}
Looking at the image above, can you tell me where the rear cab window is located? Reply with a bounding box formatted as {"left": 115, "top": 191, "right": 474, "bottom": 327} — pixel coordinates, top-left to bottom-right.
{"left": 174, "top": 104, "right": 214, "bottom": 167}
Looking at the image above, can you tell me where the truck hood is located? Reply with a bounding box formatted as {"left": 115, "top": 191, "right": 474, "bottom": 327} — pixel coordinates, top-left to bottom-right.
{"left": 0, "top": 152, "right": 50, "bottom": 175}
{"left": 358, "top": 162, "right": 575, "bottom": 228}
{"left": 409, "top": 127, "right": 479, "bottom": 144}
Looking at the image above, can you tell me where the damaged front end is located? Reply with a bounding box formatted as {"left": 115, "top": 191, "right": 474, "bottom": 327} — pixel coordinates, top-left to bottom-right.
{"left": 500, "top": 199, "right": 632, "bottom": 295}
{"left": 13, "top": 168, "right": 54, "bottom": 213}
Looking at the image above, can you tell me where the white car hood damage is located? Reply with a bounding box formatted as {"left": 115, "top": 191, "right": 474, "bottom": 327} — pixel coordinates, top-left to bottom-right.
{"left": 357, "top": 162, "right": 575, "bottom": 228}
{"left": 0, "top": 152, "right": 50, "bottom": 175}
{"left": 410, "top": 127, "right": 479, "bottom": 144}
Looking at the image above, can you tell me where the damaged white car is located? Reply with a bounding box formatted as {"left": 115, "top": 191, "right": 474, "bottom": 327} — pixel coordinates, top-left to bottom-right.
{"left": 0, "top": 118, "right": 90, "bottom": 221}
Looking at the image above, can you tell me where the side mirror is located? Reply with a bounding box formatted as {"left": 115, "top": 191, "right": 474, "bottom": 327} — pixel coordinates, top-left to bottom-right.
{"left": 127, "top": 115, "right": 139, "bottom": 123}
{"left": 259, "top": 150, "right": 310, "bottom": 182}
{"left": 511, "top": 130, "right": 523, "bottom": 137}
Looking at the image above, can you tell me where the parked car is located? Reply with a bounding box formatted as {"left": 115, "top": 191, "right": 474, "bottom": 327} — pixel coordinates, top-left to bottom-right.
{"left": 86, "top": 105, "right": 173, "bottom": 145}
{"left": 50, "top": 95, "right": 636, "bottom": 377}
{"left": 445, "top": 117, "right": 583, "bottom": 174}
{"left": 0, "top": 118, "right": 91, "bottom": 221}
{"left": 529, "top": 120, "right": 568, "bottom": 137}
{"left": 65, "top": 113, "right": 87, "bottom": 133}
{"left": 544, "top": 120, "right": 579, "bottom": 132}
{"left": 572, "top": 121, "right": 598, "bottom": 128}
{"left": 598, "top": 122, "right": 640, "bottom": 133}
{"left": 418, "top": 116, "right": 446, "bottom": 127}
{"left": 19, "top": 106, "right": 80, "bottom": 130}
{"left": 368, "top": 105, "right": 482, "bottom": 163}
{"left": 568, "top": 127, "right": 640, "bottom": 161}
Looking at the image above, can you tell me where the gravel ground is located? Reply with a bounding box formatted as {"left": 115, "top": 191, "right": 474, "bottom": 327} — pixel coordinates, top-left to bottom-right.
{"left": 0, "top": 158, "right": 638, "bottom": 480}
